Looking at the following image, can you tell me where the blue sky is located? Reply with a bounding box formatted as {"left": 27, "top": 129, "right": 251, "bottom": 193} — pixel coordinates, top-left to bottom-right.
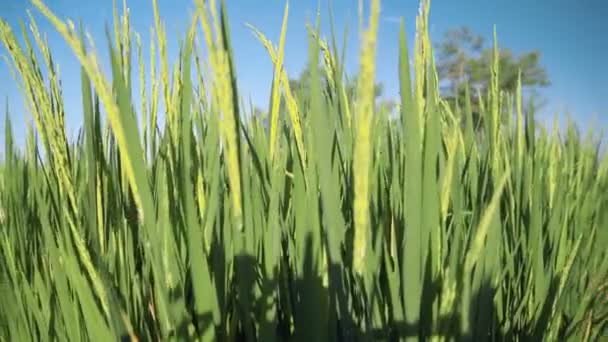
{"left": 1, "top": 0, "right": 607, "bottom": 151}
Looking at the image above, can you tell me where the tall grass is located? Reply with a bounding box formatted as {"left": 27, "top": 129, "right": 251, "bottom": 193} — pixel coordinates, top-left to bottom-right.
{"left": 1, "top": 0, "right": 607, "bottom": 340}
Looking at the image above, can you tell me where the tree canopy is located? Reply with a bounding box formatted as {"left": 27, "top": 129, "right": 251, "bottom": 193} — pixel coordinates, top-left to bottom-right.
{"left": 287, "top": 62, "right": 384, "bottom": 106}
{"left": 435, "top": 26, "right": 550, "bottom": 128}
{"left": 254, "top": 26, "right": 549, "bottom": 129}
{"left": 436, "top": 26, "right": 550, "bottom": 99}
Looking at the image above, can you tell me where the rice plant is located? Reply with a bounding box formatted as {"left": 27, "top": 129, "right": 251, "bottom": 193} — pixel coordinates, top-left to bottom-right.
{"left": 1, "top": 0, "right": 607, "bottom": 340}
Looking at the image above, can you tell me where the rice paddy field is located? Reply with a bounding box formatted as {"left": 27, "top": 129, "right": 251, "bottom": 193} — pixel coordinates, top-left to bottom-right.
{"left": 0, "top": 0, "right": 607, "bottom": 340}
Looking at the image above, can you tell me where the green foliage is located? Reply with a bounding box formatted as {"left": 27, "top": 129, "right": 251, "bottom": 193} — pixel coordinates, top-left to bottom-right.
{"left": 436, "top": 26, "right": 550, "bottom": 96}
{"left": 436, "top": 26, "right": 550, "bottom": 128}
{"left": 1, "top": 0, "right": 607, "bottom": 341}
{"left": 287, "top": 64, "right": 384, "bottom": 109}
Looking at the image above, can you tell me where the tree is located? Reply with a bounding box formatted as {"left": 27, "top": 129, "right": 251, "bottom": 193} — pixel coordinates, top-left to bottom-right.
{"left": 436, "top": 26, "right": 549, "bottom": 126}
{"left": 287, "top": 63, "right": 384, "bottom": 105}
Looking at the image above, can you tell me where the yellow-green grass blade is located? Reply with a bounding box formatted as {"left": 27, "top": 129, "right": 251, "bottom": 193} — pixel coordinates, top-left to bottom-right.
{"left": 268, "top": 3, "right": 289, "bottom": 163}
{"left": 352, "top": 0, "right": 380, "bottom": 280}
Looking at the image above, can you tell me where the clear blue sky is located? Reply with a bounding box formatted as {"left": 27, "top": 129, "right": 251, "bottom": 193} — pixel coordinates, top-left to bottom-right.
{"left": 1, "top": 0, "right": 607, "bottom": 150}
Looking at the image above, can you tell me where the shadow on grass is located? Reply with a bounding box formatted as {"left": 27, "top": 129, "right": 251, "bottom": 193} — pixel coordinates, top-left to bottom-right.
{"left": 140, "top": 232, "right": 563, "bottom": 341}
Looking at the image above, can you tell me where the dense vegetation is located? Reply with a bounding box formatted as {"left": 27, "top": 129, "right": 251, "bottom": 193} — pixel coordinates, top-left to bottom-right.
{"left": 1, "top": 0, "right": 607, "bottom": 340}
